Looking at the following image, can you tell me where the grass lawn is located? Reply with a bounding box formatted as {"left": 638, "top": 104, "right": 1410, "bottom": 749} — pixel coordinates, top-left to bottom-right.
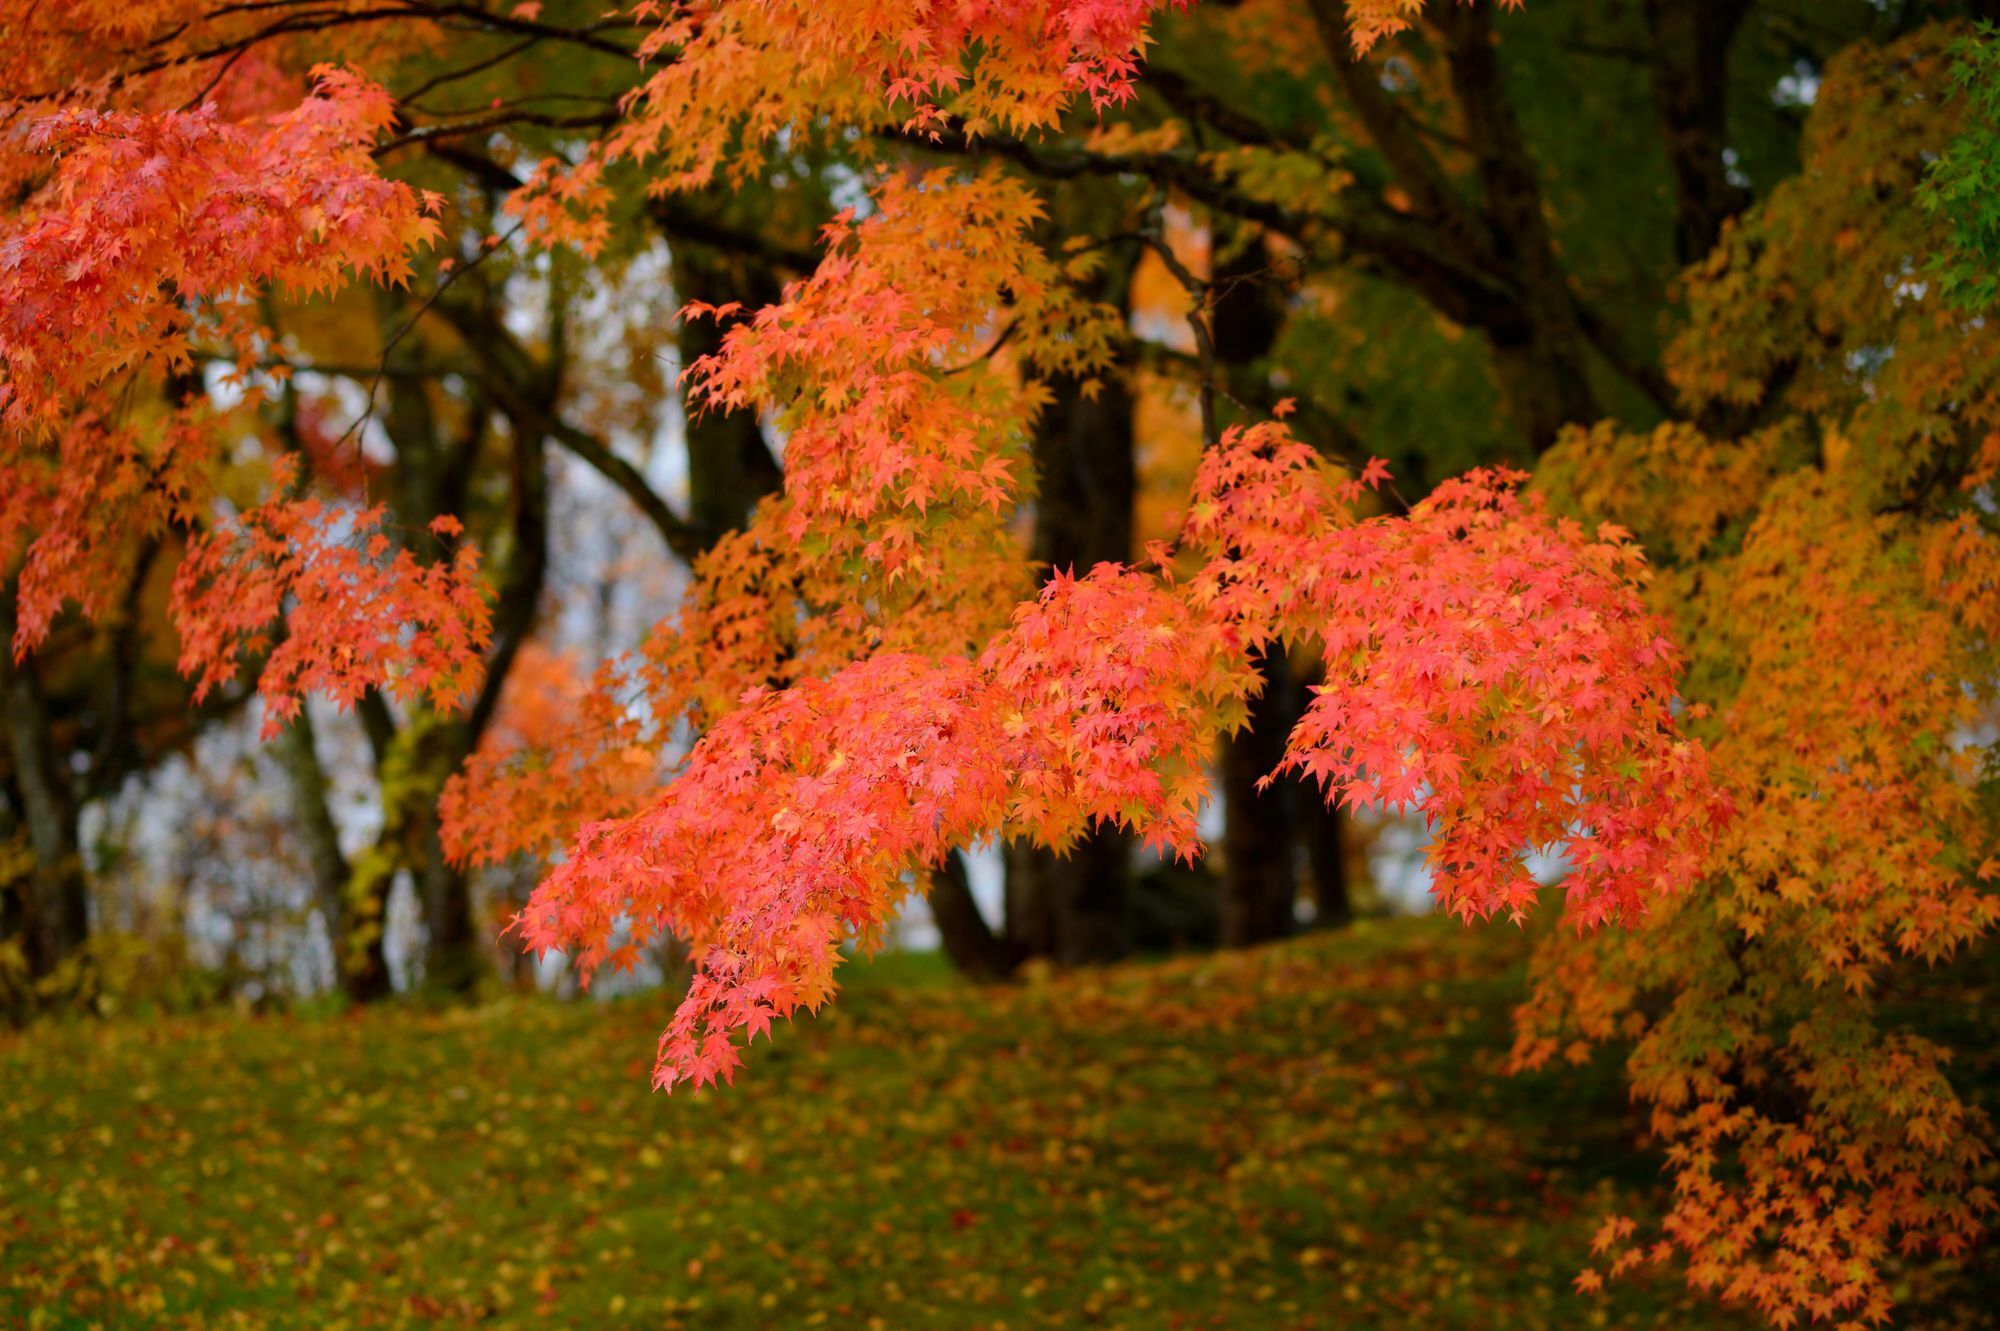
{"left": 2, "top": 917, "right": 1993, "bottom": 1329}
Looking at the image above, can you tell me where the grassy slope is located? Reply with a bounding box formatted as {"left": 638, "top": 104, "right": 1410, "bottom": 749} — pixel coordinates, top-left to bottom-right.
{"left": 1, "top": 917, "right": 1992, "bottom": 1330}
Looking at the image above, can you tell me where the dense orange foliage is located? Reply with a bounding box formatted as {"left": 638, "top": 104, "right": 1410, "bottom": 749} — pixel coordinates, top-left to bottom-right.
{"left": 1519, "top": 30, "right": 2000, "bottom": 1324}
{"left": 513, "top": 417, "right": 1716, "bottom": 1091}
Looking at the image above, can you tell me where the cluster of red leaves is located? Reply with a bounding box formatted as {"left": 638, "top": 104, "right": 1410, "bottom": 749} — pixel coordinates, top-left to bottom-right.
{"left": 0, "top": 408, "right": 213, "bottom": 655}
{"left": 171, "top": 461, "right": 492, "bottom": 738}
{"left": 987, "top": 564, "right": 1253, "bottom": 856}
{"left": 523, "top": 654, "right": 1014, "bottom": 1089}
{"left": 516, "top": 570, "right": 1243, "bottom": 1092}
{"left": 0, "top": 2, "right": 212, "bottom": 199}
{"left": 517, "top": 414, "right": 1717, "bottom": 1091}
{"left": 1175, "top": 429, "right": 1726, "bottom": 931}
{"left": 0, "top": 0, "right": 348, "bottom": 114}
{"left": 682, "top": 172, "right": 1116, "bottom": 605}
{"left": 444, "top": 173, "right": 1119, "bottom": 866}
{"left": 490, "top": 17, "right": 1722, "bottom": 1093}
{"left": 687, "top": 174, "right": 1100, "bottom": 524}
{"left": 0, "top": 59, "right": 472, "bottom": 723}
{"left": 436, "top": 647, "right": 659, "bottom": 871}
{"left": 0, "top": 67, "right": 441, "bottom": 434}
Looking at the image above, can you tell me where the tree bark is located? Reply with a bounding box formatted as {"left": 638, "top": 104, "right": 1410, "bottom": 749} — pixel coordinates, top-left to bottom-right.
{"left": 274, "top": 706, "right": 391, "bottom": 1003}
{"left": 1641, "top": 0, "right": 1754, "bottom": 267}
{"left": 419, "top": 383, "right": 554, "bottom": 998}
{"left": 674, "top": 248, "right": 784, "bottom": 548}
{"left": 350, "top": 284, "right": 565, "bottom": 999}
{"left": 0, "top": 586, "right": 90, "bottom": 983}
{"left": 926, "top": 851, "right": 1019, "bottom": 980}
{"left": 1220, "top": 653, "right": 1299, "bottom": 947}
{"left": 1298, "top": 774, "right": 1353, "bottom": 928}
{"left": 1428, "top": 1, "right": 1600, "bottom": 449}
{"left": 1293, "top": 664, "right": 1353, "bottom": 927}
{"left": 416, "top": 828, "right": 481, "bottom": 997}
{"left": 1007, "top": 833, "right": 1135, "bottom": 966}
{"left": 1, "top": 788, "right": 23, "bottom": 961}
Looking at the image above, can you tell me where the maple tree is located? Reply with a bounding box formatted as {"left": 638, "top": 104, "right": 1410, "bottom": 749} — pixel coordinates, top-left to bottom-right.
{"left": 462, "top": 4, "right": 1998, "bottom": 1322}
{"left": 1520, "top": 27, "right": 2000, "bottom": 1322}
{"left": 4, "top": 1, "right": 1997, "bottom": 1327}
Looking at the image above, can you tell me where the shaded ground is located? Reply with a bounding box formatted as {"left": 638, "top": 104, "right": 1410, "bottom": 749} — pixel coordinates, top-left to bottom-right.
{"left": 2, "top": 917, "right": 1993, "bottom": 1329}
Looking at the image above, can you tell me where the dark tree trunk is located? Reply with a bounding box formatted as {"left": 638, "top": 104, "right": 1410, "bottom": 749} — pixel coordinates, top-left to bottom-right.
{"left": 341, "top": 916, "right": 394, "bottom": 1002}
{"left": 1, "top": 788, "right": 23, "bottom": 960}
{"left": 0, "top": 587, "right": 90, "bottom": 983}
{"left": 1054, "top": 832, "right": 1137, "bottom": 964}
{"left": 926, "top": 851, "right": 1019, "bottom": 980}
{"left": 356, "top": 713, "right": 476, "bottom": 1002}
{"left": 675, "top": 249, "right": 784, "bottom": 547}
{"left": 1030, "top": 346, "right": 1138, "bottom": 581}
{"left": 418, "top": 835, "right": 481, "bottom": 997}
{"left": 1427, "top": 1, "right": 1601, "bottom": 450}
{"left": 1293, "top": 662, "right": 1353, "bottom": 927}
{"left": 420, "top": 390, "right": 554, "bottom": 998}
{"left": 1007, "top": 833, "right": 1135, "bottom": 966}
{"left": 1640, "top": 0, "right": 1754, "bottom": 267}
{"left": 349, "top": 697, "right": 403, "bottom": 1003}
{"left": 1299, "top": 779, "right": 1353, "bottom": 928}
{"left": 352, "top": 286, "right": 562, "bottom": 1000}
{"left": 1003, "top": 839, "right": 1058, "bottom": 961}
{"left": 1220, "top": 653, "right": 1299, "bottom": 947}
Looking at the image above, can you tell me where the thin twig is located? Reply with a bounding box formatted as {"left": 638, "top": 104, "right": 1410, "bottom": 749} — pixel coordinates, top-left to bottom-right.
{"left": 1139, "top": 210, "right": 1220, "bottom": 453}
{"left": 938, "top": 319, "right": 1017, "bottom": 375}
{"left": 330, "top": 220, "right": 523, "bottom": 454}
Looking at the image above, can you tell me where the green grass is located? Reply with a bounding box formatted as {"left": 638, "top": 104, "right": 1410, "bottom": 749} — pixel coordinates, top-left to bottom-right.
{"left": 2, "top": 918, "right": 1992, "bottom": 1330}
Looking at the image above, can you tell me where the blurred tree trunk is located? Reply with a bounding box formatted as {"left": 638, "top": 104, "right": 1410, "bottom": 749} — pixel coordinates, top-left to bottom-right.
{"left": 1639, "top": 0, "right": 1754, "bottom": 267}
{"left": 375, "top": 292, "right": 482, "bottom": 998}
{"left": 421, "top": 368, "right": 553, "bottom": 997}
{"left": 0, "top": 583, "right": 90, "bottom": 984}
{"left": 275, "top": 706, "right": 392, "bottom": 1003}
{"left": 415, "top": 827, "right": 481, "bottom": 997}
{"left": 1296, "top": 662, "right": 1353, "bottom": 929}
{"left": 926, "top": 851, "right": 1019, "bottom": 980}
{"left": 277, "top": 282, "right": 559, "bottom": 1002}
{"left": 675, "top": 248, "right": 784, "bottom": 547}
{"left": 1220, "top": 652, "right": 1299, "bottom": 947}
{"left": 1, "top": 787, "right": 24, "bottom": 959}
{"left": 1301, "top": 794, "right": 1353, "bottom": 927}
